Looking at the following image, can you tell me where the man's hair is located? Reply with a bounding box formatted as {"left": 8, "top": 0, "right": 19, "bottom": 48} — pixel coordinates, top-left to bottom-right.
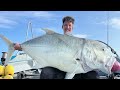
{"left": 62, "top": 16, "right": 75, "bottom": 24}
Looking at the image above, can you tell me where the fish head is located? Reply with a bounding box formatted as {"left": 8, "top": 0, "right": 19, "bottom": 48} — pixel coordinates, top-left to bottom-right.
{"left": 82, "top": 39, "right": 118, "bottom": 75}
{"left": 88, "top": 40, "right": 117, "bottom": 74}
{"left": 94, "top": 40, "right": 117, "bottom": 63}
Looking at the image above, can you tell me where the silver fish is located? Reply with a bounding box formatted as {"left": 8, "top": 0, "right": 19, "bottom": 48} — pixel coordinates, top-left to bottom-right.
{"left": 0, "top": 28, "right": 117, "bottom": 79}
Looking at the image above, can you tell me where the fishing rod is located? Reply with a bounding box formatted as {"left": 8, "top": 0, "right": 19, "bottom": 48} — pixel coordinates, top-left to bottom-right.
{"left": 107, "top": 11, "right": 109, "bottom": 45}
{"left": 105, "top": 11, "right": 120, "bottom": 58}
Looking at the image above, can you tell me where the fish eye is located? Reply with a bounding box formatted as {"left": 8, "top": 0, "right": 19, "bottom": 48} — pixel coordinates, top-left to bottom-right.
{"left": 102, "top": 49, "right": 105, "bottom": 51}
{"left": 76, "top": 58, "right": 80, "bottom": 61}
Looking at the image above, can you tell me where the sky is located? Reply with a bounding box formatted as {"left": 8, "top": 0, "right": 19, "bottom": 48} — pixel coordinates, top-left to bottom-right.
{"left": 0, "top": 11, "right": 120, "bottom": 58}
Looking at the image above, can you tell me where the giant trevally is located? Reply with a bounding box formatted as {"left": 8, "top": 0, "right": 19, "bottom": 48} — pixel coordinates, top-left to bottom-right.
{"left": 0, "top": 28, "right": 119, "bottom": 79}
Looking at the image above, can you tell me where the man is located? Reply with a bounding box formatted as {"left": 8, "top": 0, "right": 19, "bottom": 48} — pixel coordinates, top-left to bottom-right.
{"left": 1, "top": 52, "right": 8, "bottom": 66}
{"left": 0, "top": 52, "right": 14, "bottom": 79}
{"left": 40, "top": 16, "right": 99, "bottom": 79}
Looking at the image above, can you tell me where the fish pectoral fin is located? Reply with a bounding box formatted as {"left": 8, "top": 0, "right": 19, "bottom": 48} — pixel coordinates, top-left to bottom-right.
{"left": 65, "top": 72, "right": 75, "bottom": 79}
{"left": 41, "top": 28, "right": 56, "bottom": 34}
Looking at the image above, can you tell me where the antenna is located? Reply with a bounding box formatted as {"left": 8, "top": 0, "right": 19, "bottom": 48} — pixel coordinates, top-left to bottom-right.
{"left": 107, "top": 11, "right": 109, "bottom": 45}
{"left": 26, "top": 22, "right": 29, "bottom": 41}
{"left": 26, "top": 21, "right": 34, "bottom": 41}
{"left": 29, "top": 21, "right": 34, "bottom": 39}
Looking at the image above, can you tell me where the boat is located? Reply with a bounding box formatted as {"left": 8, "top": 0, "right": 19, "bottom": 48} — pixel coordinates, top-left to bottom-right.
{"left": 1, "top": 52, "right": 42, "bottom": 79}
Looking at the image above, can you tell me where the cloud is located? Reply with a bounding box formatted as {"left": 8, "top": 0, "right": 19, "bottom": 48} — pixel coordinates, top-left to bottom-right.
{"left": 97, "top": 17, "right": 120, "bottom": 30}
{"left": 0, "top": 11, "right": 56, "bottom": 29}
{"left": 32, "top": 11, "right": 54, "bottom": 18}
{"left": 73, "top": 34, "right": 88, "bottom": 38}
{"left": 0, "top": 11, "right": 55, "bottom": 19}
{"left": 113, "top": 11, "right": 120, "bottom": 14}
{"left": 0, "top": 16, "right": 17, "bottom": 25}
{"left": 0, "top": 24, "right": 12, "bottom": 29}
{"left": 33, "top": 28, "right": 45, "bottom": 33}
{"left": 0, "top": 16, "right": 17, "bottom": 29}
{"left": 109, "top": 18, "right": 120, "bottom": 29}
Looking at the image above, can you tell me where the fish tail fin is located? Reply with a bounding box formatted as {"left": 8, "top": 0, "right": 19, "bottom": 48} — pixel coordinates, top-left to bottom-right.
{"left": 0, "top": 34, "right": 15, "bottom": 65}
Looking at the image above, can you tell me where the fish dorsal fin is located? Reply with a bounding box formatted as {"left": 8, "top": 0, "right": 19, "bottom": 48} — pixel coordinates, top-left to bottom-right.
{"left": 41, "top": 28, "right": 56, "bottom": 34}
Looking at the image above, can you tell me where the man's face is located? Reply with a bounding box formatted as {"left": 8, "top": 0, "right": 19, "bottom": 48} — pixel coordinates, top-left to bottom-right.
{"left": 62, "top": 21, "right": 73, "bottom": 35}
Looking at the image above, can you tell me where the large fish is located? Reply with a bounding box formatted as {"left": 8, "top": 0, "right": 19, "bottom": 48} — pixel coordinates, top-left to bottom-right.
{"left": 0, "top": 29, "right": 118, "bottom": 79}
